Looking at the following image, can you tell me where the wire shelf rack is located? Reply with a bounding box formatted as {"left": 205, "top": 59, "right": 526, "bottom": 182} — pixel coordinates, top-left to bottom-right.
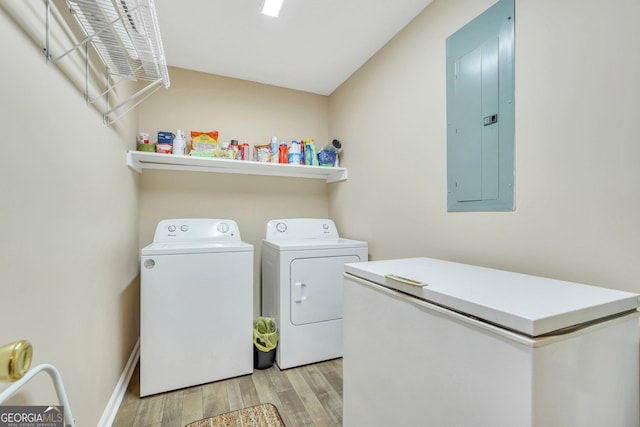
{"left": 45, "top": 0, "right": 170, "bottom": 124}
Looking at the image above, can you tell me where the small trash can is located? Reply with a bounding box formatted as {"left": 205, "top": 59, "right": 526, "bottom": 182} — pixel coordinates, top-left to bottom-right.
{"left": 253, "top": 317, "right": 278, "bottom": 370}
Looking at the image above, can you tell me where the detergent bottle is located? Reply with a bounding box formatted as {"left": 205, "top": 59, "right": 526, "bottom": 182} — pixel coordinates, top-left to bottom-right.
{"left": 173, "top": 130, "right": 186, "bottom": 155}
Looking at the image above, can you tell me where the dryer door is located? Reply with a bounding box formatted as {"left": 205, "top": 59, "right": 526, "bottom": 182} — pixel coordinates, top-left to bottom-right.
{"left": 290, "top": 255, "right": 360, "bottom": 325}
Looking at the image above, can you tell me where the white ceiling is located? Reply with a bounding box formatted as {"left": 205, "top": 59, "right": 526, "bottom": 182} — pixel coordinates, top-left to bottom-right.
{"left": 154, "top": 0, "right": 433, "bottom": 96}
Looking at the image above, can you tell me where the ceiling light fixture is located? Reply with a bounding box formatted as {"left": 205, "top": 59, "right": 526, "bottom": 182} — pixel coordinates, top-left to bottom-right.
{"left": 261, "top": 0, "right": 283, "bottom": 17}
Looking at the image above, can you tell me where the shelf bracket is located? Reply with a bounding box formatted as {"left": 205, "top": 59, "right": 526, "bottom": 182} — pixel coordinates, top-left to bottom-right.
{"left": 104, "top": 77, "right": 165, "bottom": 125}
{"left": 127, "top": 150, "right": 143, "bottom": 173}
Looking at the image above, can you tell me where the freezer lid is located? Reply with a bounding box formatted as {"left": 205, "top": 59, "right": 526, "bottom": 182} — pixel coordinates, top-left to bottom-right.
{"left": 344, "top": 257, "right": 640, "bottom": 337}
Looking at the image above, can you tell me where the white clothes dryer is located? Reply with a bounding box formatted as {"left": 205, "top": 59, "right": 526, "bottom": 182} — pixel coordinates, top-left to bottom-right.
{"left": 140, "top": 218, "right": 253, "bottom": 396}
{"left": 261, "top": 218, "right": 368, "bottom": 369}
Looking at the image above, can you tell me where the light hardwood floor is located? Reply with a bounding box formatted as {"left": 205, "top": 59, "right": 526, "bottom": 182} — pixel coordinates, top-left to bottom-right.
{"left": 112, "top": 359, "right": 343, "bottom": 427}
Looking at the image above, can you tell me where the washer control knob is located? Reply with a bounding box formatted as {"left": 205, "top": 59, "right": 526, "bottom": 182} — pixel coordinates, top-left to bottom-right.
{"left": 323, "top": 223, "right": 329, "bottom": 230}
{"left": 217, "top": 223, "right": 230, "bottom": 233}
{"left": 276, "top": 222, "right": 287, "bottom": 233}
{"left": 180, "top": 224, "right": 189, "bottom": 232}
{"left": 168, "top": 225, "right": 176, "bottom": 232}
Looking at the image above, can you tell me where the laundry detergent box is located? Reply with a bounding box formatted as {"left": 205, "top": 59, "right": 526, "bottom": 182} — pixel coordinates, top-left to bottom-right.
{"left": 190, "top": 131, "right": 219, "bottom": 155}
{"left": 157, "top": 131, "right": 175, "bottom": 144}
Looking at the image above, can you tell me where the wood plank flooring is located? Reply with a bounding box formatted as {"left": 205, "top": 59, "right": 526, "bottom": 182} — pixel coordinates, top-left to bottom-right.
{"left": 112, "top": 359, "right": 343, "bottom": 427}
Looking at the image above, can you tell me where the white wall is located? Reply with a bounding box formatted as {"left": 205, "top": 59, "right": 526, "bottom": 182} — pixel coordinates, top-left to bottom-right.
{"left": 0, "top": 3, "right": 140, "bottom": 425}
{"left": 329, "top": 0, "right": 640, "bottom": 293}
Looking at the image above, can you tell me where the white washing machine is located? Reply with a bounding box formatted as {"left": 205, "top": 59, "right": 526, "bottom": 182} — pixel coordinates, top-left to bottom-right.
{"left": 261, "top": 218, "right": 368, "bottom": 369}
{"left": 140, "top": 218, "right": 253, "bottom": 397}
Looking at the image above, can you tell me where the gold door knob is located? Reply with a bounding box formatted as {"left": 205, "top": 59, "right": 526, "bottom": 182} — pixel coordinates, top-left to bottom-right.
{"left": 0, "top": 340, "right": 33, "bottom": 382}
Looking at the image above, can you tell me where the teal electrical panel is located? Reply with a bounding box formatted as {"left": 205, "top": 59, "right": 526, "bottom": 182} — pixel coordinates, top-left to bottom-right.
{"left": 446, "top": 0, "right": 514, "bottom": 212}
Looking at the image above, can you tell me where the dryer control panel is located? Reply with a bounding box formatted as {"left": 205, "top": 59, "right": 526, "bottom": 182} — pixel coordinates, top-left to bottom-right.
{"left": 265, "top": 218, "right": 339, "bottom": 240}
{"left": 153, "top": 218, "right": 241, "bottom": 242}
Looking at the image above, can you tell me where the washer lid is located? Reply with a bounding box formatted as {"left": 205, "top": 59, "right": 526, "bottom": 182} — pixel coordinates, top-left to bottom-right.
{"left": 263, "top": 237, "right": 368, "bottom": 251}
{"left": 142, "top": 240, "right": 253, "bottom": 256}
{"left": 344, "top": 257, "right": 639, "bottom": 337}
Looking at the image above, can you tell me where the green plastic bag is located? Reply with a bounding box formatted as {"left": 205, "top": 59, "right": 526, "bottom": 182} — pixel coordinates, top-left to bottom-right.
{"left": 253, "top": 317, "right": 278, "bottom": 352}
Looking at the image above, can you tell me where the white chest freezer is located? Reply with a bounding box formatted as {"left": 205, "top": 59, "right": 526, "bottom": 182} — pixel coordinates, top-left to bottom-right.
{"left": 343, "top": 257, "right": 640, "bottom": 427}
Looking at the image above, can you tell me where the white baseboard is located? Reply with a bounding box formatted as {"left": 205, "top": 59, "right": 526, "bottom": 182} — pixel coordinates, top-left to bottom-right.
{"left": 97, "top": 337, "right": 140, "bottom": 427}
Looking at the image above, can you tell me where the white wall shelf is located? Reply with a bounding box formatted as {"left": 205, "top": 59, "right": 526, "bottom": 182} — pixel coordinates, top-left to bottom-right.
{"left": 127, "top": 151, "right": 348, "bottom": 183}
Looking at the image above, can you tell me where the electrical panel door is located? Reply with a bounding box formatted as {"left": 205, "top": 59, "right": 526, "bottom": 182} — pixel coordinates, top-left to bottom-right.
{"left": 446, "top": 0, "right": 515, "bottom": 212}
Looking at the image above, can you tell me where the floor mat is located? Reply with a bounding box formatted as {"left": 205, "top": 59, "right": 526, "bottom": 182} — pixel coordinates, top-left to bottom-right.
{"left": 184, "top": 403, "right": 285, "bottom": 427}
